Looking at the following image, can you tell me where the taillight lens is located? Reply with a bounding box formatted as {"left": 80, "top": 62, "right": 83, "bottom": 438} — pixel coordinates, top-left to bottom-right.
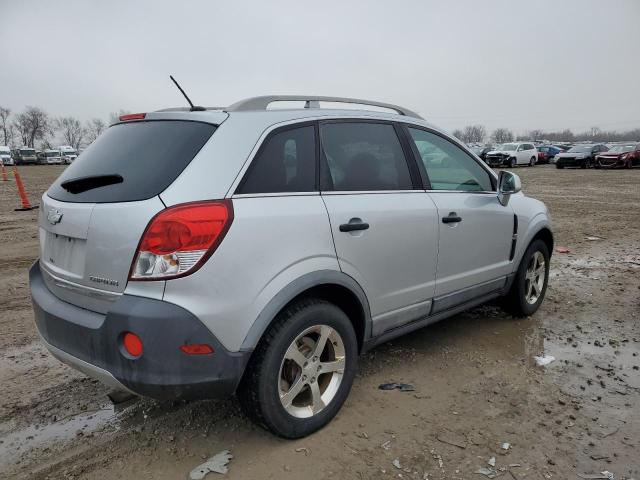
{"left": 130, "top": 200, "right": 233, "bottom": 281}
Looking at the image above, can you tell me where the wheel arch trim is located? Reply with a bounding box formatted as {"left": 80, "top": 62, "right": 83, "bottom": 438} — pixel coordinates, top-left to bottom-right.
{"left": 240, "top": 270, "right": 372, "bottom": 352}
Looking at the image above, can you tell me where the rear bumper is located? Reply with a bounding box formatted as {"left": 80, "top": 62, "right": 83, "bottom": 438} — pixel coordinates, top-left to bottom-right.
{"left": 29, "top": 262, "right": 251, "bottom": 400}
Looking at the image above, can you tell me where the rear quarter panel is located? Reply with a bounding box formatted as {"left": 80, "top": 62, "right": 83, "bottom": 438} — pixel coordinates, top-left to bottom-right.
{"left": 162, "top": 195, "right": 339, "bottom": 352}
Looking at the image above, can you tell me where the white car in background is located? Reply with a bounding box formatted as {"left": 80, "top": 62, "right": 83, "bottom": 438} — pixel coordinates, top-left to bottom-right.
{"left": 485, "top": 142, "right": 538, "bottom": 168}
{"left": 0, "top": 145, "right": 12, "bottom": 165}
{"left": 58, "top": 146, "right": 78, "bottom": 164}
{"left": 40, "top": 149, "right": 63, "bottom": 165}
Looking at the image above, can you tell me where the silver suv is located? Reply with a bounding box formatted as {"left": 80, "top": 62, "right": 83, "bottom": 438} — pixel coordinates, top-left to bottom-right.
{"left": 30, "top": 96, "right": 552, "bottom": 438}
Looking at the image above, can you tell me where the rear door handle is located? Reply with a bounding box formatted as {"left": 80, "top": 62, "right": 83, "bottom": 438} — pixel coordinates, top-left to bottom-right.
{"left": 442, "top": 212, "right": 462, "bottom": 224}
{"left": 339, "top": 221, "right": 370, "bottom": 232}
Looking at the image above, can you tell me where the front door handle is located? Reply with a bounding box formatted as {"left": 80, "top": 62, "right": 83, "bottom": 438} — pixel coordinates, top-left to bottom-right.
{"left": 442, "top": 212, "right": 462, "bottom": 224}
{"left": 339, "top": 220, "right": 370, "bottom": 232}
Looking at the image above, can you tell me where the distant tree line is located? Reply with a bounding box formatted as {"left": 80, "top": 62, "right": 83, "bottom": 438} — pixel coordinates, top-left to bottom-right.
{"left": 2, "top": 105, "right": 638, "bottom": 150}
{"left": 0, "top": 105, "right": 131, "bottom": 150}
{"left": 452, "top": 125, "right": 640, "bottom": 145}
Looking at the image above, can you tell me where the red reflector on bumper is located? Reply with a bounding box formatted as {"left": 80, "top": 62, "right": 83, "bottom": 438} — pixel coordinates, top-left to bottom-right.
{"left": 180, "top": 344, "right": 214, "bottom": 355}
{"left": 123, "top": 332, "right": 143, "bottom": 357}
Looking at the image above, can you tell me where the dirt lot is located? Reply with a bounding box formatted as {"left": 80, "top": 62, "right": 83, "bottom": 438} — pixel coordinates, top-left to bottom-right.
{"left": 1, "top": 165, "right": 639, "bottom": 480}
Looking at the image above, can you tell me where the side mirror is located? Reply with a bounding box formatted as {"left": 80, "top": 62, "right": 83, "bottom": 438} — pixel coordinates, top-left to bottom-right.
{"left": 497, "top": 170, "right": 521, "bottom": 206}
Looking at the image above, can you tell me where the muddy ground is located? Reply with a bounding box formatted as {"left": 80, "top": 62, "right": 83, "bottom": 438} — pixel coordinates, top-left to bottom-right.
{"left": 1, "top": 165, "right": 638, "bottom": 480}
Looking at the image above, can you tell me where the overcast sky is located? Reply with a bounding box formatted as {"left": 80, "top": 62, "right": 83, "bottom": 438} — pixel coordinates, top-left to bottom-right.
{"left": 1, "top": 0, "right": 639, "bottom": 134}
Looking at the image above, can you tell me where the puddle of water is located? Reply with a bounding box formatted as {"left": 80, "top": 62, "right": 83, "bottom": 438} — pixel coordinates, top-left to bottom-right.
{"left": 531, "top": 337, "right": 640, "bottom": 395}
{"left": 0, "top": 404, "right": 119, "bottom": 469}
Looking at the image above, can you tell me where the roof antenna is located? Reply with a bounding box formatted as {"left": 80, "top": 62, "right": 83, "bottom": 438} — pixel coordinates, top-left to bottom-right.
{"left": 170, "top": 75, "right": 206, "bottom": 111}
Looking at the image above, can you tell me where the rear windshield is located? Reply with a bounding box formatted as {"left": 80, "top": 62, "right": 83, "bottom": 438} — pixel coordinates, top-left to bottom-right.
{"left": 48, "top": 120, "right": 216, "bottom": 203}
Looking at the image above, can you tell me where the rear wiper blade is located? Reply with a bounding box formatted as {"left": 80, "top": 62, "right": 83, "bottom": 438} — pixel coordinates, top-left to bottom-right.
{"left": 60, "top": 174, "right": 123, "bottom": 194}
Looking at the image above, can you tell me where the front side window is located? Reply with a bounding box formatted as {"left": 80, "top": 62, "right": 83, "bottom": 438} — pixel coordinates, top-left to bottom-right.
{"left": 238, "top": 125, "right": 316, "bottom": 194}
{"left": 407, "top": 128, "right": 493, "bottom": 192}
{"left": 320, "top": 122, "right": 413, "bottom": 191}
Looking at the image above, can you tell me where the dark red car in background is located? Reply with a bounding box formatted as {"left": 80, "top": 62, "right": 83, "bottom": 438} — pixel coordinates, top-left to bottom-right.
{"left": 596, "top": 144, "right": 640, "bottom": 168}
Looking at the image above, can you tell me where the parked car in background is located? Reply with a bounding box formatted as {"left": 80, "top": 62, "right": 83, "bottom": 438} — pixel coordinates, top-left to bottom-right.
{"left": 554, "top": 144, "right": 572, "bottom": 152}
{"left": 0, "top": 145, "right": 12, "bottom": 165}
{"left": 29, "top": 96, "right": 553, "bottom": 438}
{"left": 596, "top": 144, "right": 640, "bottom": 169}
{"left": 470, "top": 144, "right": 493, "bottom": 161}
{"left": 39, "top": 149, "right": 64, "bottom": 165}
{"left": 58, "top": 146, "right": 78, "bottom": 164}
{"left": 537, "top": 145, "right": 562, "bottom": 164}
{"left": 555, "top": 144, "right": 608, "bottom": 169}
{"left": 13, "top": 147, "right": 38, "bottom": 165}
{"left": 485, "top": 142, "right": 538, "bottom": 167}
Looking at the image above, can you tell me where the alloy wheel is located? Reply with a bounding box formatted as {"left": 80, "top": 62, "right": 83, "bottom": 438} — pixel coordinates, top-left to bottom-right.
{"left": 278, "top": 325, "right": 346, "bottom": 418}
{"left": 525, "top": 251, "right": 546, "bottom": 305}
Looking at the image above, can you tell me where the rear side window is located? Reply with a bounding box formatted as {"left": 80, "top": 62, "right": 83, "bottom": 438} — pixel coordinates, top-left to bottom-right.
{"left": 48, "top": 121, "right": 216, "bottom": 203}
{"left": 237, "top": 125, "right": 316, "bottom": 194}
{"left": 320, "top": 122, "right": 412, "bottom": 191}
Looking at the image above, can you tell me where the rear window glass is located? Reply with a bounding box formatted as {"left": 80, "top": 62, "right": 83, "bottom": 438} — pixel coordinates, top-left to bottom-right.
{"left": 47, "top": 120, "right": 216, "bottom": 203}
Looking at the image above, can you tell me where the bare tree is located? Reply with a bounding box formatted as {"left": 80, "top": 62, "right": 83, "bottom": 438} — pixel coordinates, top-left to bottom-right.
{"left": 527, "top": 129, "right": 545, "bottom": 141}
{"left": 13, "top": 106, "right": 51, "bottom": 147}
{"left": 85, "top": 118, "right": 106, "bottom": 144}
{"left": 491, "top": 128, "right": 514, "bottom": 144}
{"left": 55, "top": 117, "right": 86, "bottom": 150}
{"left": 452, "top": 129, "right": 464, "bottom": 141}
{"left": 461, "top": 125, "right": 486, "bottom": 144}
{"left": 588, "top": 126, "right": 602, "bottom": 141}
{"left": 13, "top": 114, "right": 31, "bottom": 146}
{"left": 0, "top": 107, "right": 13, "bottom": 145}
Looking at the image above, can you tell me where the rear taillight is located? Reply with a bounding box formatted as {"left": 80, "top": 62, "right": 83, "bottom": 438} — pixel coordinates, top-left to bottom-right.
{"left": 130, "top": 200, "right": 233, "bottom": 281}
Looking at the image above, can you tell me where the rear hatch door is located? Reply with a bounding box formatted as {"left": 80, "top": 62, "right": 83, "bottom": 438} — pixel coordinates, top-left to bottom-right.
{"left": 40, "top": 117, "right": 221, "bottom": 313}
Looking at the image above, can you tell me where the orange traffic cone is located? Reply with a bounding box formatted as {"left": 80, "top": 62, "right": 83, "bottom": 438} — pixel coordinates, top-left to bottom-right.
{"left": 12, "top": 166, "right": 38, "bottom": 211}
{"left": 1, "top": 164, "right": 7, "bottom": 182}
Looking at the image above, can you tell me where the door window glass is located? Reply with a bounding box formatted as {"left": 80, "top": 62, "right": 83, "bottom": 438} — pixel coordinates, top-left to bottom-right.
{"left": 407, "top": 128, "right": 493, "bottom": 192}
{"left": 320, "top": 122, "right": 413, "bottom": 191}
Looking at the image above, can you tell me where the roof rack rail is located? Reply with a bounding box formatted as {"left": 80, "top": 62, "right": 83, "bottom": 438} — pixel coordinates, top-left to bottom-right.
{"left": 225, "top": 95, "right": 423, "bottom": 119}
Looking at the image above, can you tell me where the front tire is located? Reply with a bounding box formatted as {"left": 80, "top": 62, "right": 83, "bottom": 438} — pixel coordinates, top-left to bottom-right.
{"left": 238, "top": 298, "right": 358, "bottom": 438}
{"left": 502, "top": 239, "right": 550, "bottom": 317}
{"left": 529, "top": 157, "right": 536, "bottom": 167}
{"left": 508, "top": 157, "right": 516, "bottom": 168}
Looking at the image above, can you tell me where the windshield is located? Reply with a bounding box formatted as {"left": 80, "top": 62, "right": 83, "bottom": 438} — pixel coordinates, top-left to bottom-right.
{"left": 607, "top": 145, "right": 633, "bottom": 153}
{"left": 498, "top": 143, "right": 517, "bottom": 151}
{"left": 45, "top": 151, "right": 60, "bottom": 157}
{"left": 62, "top": 151, "right": 76, "bottom": 156}
{"left": 567, "top": 145, "right": 593, "bottom": 153}
{"left": 470, "top": 146, "right": 482, "bottom": 154}
{"left": 20, "top": 149, "right": 36, "bottom": 155}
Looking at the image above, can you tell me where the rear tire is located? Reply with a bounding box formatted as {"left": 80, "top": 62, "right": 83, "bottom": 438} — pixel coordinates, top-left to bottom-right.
{"left": 502, "top": 239, "right": 550, "bottom": 317}
{"left": 238, "top": 298, "right": 358, "bottom": 438}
